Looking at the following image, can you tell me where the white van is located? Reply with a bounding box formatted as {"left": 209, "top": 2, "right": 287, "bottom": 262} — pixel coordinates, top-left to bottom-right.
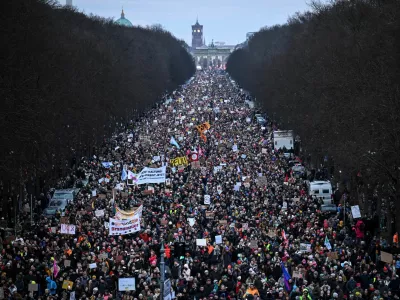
{"left": 306, "top": 180, "right": 333, "bottom": 204}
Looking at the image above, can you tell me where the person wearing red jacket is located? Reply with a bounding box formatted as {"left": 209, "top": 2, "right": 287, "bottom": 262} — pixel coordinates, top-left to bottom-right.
{"left": 353, "top": 220, "right": 365, "bottom": 244}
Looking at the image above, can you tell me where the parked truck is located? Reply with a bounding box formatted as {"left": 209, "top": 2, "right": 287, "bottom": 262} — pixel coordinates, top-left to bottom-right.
{"left": 273, "top": 130, "right": 294, "bottom": 150}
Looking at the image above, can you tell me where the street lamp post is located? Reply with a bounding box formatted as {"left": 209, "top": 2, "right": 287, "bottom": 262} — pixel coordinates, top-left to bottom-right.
{"left": 160, "top": 242, "right": 165, "bottom": 300}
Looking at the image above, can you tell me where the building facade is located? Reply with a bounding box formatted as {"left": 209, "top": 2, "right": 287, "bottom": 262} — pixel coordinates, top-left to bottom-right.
{"left": 190, "top": 19, "right": 235, "bottom": 69}
{"left": 191, "top": 19, "right": 204, "bottom": 48}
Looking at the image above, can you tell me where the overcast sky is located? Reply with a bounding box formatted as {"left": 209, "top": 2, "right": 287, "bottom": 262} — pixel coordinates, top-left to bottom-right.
{"left": 68, "top": 0, "right": 328, "bottom": 45}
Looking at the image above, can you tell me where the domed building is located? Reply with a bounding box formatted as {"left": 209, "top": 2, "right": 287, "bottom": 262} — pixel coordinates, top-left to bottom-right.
{"left": 115, "top": 9, "right": 133, "bottom": 27}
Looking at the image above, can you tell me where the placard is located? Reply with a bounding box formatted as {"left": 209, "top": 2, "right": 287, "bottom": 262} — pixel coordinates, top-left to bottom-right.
{"left": 327, "top": 252, "right": 338, "bottom": 260}
{"left": 95, "top": 210, "right": 105, "bottom": 217}
{"left": 215, "top": 235, "right": 222, "bottom": 244}
{"left": 188, "top": 218, "right": 195, "bottom": 227}
{"left": 163, "top": 279, "right": 171, "bottom": 297}
{"left": 351, "top": 205, "right": 361, "bottom": 219}
{"left": 62, "top": 280, "right": 74, "bottom": 290}
{"left": 89, "top": 263, "right": 97, "bottom": 269}
{"left": 170, "top": 156, "right": 189, "bottom": 167}
{"left": 292, "top": 271, "right": 302, "bottom": 279}
{"left": 196, "top": 239, "right": 207, "bottom": 246}
{"left": 381, "top": 251, "right": 393, "bottom": 263}
{"left": 205, "top": 211, "right": 214, "bottom": 219}
{"left": 60, "top": 217, "right": 69, "bottom": 224}
{"left": 60, "top": 224, "right": 76, "bottom": 235}
{"left": 300, "top": 243, "right": 312, "bottom": 253}
{"left": 196, "top": 122, "right": 210, "bottom": 133}
{"left": 28, "top": 284, "right": 39, "bottom": 292}
{"left": 204, "top": 195, "right": 211, "bottom": 205}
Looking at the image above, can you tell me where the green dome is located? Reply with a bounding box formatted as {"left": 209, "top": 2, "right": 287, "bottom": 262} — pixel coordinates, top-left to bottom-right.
{"left": 115, "top": 9, "right": 133, "bottom": 27}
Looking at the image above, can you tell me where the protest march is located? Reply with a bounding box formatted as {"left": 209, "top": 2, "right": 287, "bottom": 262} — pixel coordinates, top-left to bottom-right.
{"left": 2, "top": 71, "right": 400, "bottom": 300}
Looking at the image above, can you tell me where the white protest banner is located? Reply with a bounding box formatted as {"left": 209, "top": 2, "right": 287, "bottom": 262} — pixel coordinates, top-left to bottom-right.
{"left": 204, "top": 195, "right": 211, "bottom": 205}
{"left": 136, "top": 166, "right": 166, "bottom": 185}
{"left": 118, "top": 278, "right": 136, "bottom": 291}
{"left": 215, "top": 235, "right": 222, "bottom": 244}
{"left": 60, "top": 224, "right": 76, "bottom": 235}
{"left": 109, "top": 217, "right": 141, "bottom": 236}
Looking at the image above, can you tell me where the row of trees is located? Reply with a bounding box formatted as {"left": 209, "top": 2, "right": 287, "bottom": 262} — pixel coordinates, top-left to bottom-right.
{"left": 227, "top": 0, "right": 400, "bottom": 233}
{"left": 0, "top": 0, "right": 194, "bottom": 216}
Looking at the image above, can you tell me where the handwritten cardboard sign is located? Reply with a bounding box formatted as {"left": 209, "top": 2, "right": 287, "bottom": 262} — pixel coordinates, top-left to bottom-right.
{"left": 381, "top": 251, "right": 393, "bottom": 263}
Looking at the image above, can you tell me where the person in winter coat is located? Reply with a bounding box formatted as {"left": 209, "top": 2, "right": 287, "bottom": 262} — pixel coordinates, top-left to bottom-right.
{"left": 353, "top": 220, "right": 365, "bottom": 243}
{"left": 346, "top": 277, "right": 357, "bottom": 294}
{"left": 46, "top": 276, "right": 57, "bottom": 295}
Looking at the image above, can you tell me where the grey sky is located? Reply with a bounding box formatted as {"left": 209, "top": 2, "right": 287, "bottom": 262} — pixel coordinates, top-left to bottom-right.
{"left": 71, "top": 0, "right": 326, "bottom": 45}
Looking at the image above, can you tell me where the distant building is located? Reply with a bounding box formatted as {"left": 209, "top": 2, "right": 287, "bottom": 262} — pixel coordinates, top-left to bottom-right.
{"left": 115, "top": 9, "right": 133, "bottom": 27}
{"left": 191, "top": 19, "right": 204, "bottom": 48}
{"left": 190, "top": 19, "right": 236, "bottom": 69}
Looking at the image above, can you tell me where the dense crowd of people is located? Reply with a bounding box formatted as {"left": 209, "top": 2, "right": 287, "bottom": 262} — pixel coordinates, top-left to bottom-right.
{"left": 1, "top": 71, "right": 400, "bottom": 300}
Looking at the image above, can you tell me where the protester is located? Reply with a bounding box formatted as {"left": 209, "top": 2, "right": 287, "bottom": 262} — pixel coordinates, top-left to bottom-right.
{"left": 1, "top": 70, "right": 399, "bottom": 300}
